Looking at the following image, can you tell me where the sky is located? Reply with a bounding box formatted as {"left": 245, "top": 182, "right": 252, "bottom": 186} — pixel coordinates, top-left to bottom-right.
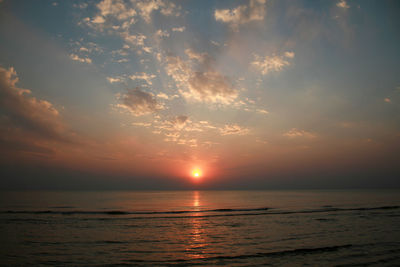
{"left": 0, "top": 0, "right": 399, "bottom": 190}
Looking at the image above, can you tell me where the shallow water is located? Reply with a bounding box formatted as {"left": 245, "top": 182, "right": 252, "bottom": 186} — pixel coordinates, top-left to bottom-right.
{"left": 1, "top": 190, "right": 400, "bottom": 266}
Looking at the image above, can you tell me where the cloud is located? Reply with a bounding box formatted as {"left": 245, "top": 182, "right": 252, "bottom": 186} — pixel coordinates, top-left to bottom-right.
{"left": 156, "top": 92, "right": 168, "bottom": 99}
{"left": 123, "top": 33, "right": 146, "bottom": 46}
{"left": 257, "top": 109, "right": 269, "bottom": 114}
{"left": 176, "top": 138, "right": 197, "bottom": 147}
{"left": 149, "top": 115, "right": 200, "bottom": 146}
{"left": 166, "top": 115, "right": 189, "bottom": 131}
{"left": 82, "top": 0, "right": 136, "bottom": 32}
{"left": 83, "top": 0, "right": 181, "bottom": 34}
{"left": 84, "top": 42, "right": 104, "bottom": 54}
{"left": 185, "top": 48, "right": 213, "bottom": 65}
{"left": 136, "top": 0, "right": 180, "bottom": 23}
{"left": 211, "top": 40, "right": 220, "bottom": 46}
{"left": 80, "top": 0, "right": 137, "bottom": 36}
{"left": 172, "top": 26, "right": 185, "bottom": 32}
{"left": 132, "top": 122, "right": 151, "bottom": 127}
{"left": 165, "top": 55, "right": 191, "bottom": 84}
{"left": 136, "top": 0, "right": 163, "bottom": 23}
{"left": 165, "top": 50, "right": 238, "bottom": 104}
{"left": 142, "top": 46, "right": 152, "bottom": 53}
{"left": 129, "top": 72, "right": 156, "bottom": 85}
{"left": 283, "top": 128, "right": 316, "bottom": 139}
{"left": 156, "top": 92, "right": 179, "bottom": 100}
{"left": 158, "top": 1, "right": 180, "bottom": 17}
{"left": 284, "top": 51, "right": 295, "bottom": 58}
{"left": 92, "top": 16, "right": 106, "bottom": 24}
{"left": 79, "top": 47, "right": 89, "bottom": 52}
{"left": 174, "top": 115, "right": 188, "bottom": 124}
{"left": 219, "top": 124, "right": 250, "bottom": 136}
{"left": 337, "top": 0, "right": 350, "bottom": 9}
{"left": 97, "top": 0, "right": 137, "bottom": 21}
{"left": 155, "top": 29, "right": 170, "bottom": 38}
{"left": 251, "top": 51, "right": 294, "bottom": 75}
{"left": 186, "top": 71, "right": 237, "bottom": 104}
{"left": 0, "top": 66, "right": 67, "bottom": 142}
{"left": 120, "top": 33, "right": 154, "bottom": 54}
{"left": 107, "top": 76, "right": 124, "bottom": 83}
{"left": 70, "top": 54, "right": 92, "bottom": 64}
{"left": 154, "top": 115, "right": 189, "bottom": 132}
{"left": 115, "top": 58, "right": 129, "bottom": 63}
{"left": 214, "top": 0, "right": 266, "bottom": 31}
{"left": 117, "top": 87, "right": 161, "bottom": 116}
{"left": 74, "top": 2, "right": 88, "bottom": 9}
{"left": 80, "top": 1, "right": 182, "bottom": 57}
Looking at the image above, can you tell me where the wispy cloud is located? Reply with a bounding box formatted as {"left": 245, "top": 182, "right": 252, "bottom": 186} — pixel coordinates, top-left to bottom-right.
{"left": 256, "top": 109, "right": 269, "bottom": 115}
{"left": 251, "top": 51, "right": 294, "bottom": 75}
{"left": 283, "top": 128, "right": 316, "bottom": 139}
{"left": 136, "top": 0, "right": 181, "bottom": 23}
{"left": 70, "top": 54, "right": 92, "bottom": 64}
{"left": 165, "top": 49, "right": 238, "bottom": 104}
{"left": 97, "top": 0, "right": 137, "bottom": 20}
{"left": 219, "top": 124, "right": 250, "bottom": 136}
{"left": 132, "top": 122, "right": 152, "bottom": 127}
{"left": 155, "top": 29, "right": 170, "bottom": 38}
{"left": 214, "top": 0, "right": 266, "bottom": 31}
{"left": 107, "top": 76, "right": 124, "bottom": 83}
{"left": 129, "top": 72, "right": 156, "bottom": 85}
{"left": 156, "top": 92, "right": 179, "bottom": 100}
{"left": 172, "top": 26, "right": 185, "bottom": 32}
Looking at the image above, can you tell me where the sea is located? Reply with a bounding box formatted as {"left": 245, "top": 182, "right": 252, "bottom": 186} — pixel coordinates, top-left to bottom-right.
{"left": 1, "top": 190, "right": 400, "bottom": 266}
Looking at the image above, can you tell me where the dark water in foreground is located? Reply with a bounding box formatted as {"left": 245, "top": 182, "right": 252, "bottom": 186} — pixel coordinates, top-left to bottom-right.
{"left": 1, "top": 190, "right": 400, "bottom": 266}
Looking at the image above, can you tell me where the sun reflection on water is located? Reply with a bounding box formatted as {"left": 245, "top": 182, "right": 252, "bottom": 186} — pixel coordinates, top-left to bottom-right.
{"left": 186, "top": 191, "right": 208, "bottom": 259}
{"left": 193, "top": 191, "right": 200, "bottom": 210}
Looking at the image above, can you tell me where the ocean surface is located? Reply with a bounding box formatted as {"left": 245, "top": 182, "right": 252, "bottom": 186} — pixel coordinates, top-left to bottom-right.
{"left": 1, "top": 190, "right": 400, "bottom": 266}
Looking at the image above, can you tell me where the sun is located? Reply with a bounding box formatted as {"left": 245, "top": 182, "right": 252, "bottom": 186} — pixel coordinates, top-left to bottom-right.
{"left": 191, "top": 168, "right": 202, "bottom": 179}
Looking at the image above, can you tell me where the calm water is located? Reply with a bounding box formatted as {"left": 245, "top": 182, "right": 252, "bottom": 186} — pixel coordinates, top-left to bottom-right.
{"left": 1, "top": 190, "right": 400, "bottom": 266}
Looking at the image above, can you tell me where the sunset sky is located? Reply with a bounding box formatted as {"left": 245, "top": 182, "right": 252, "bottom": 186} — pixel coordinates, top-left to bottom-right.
{"left": 0, "top": 0, "right": 399, "bottom": 189}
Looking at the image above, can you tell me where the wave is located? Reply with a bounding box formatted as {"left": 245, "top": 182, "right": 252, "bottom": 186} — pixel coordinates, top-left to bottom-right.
{"left": 0, "top": 206, "right": 398, "bottom": 219}
{"left": 121, "top": 244, "right": 354, "bottom": 264}
{"left": 200, "top": 244, "right": 353, "bottom": 260}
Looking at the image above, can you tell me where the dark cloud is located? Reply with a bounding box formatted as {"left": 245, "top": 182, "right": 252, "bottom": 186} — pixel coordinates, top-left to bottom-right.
{"left": 175, "top": 115, "right": 188, "bottom": 125}
{"left": 118, "top": 87, "right": 161, "bottom": 116}
{"left": 0, "top": 66, "right": 69, "bottom": 143}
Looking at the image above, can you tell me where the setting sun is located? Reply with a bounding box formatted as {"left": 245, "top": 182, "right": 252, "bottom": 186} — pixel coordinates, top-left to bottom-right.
{"left": 191, "top": 169, "right": 202, "bottom": 179}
